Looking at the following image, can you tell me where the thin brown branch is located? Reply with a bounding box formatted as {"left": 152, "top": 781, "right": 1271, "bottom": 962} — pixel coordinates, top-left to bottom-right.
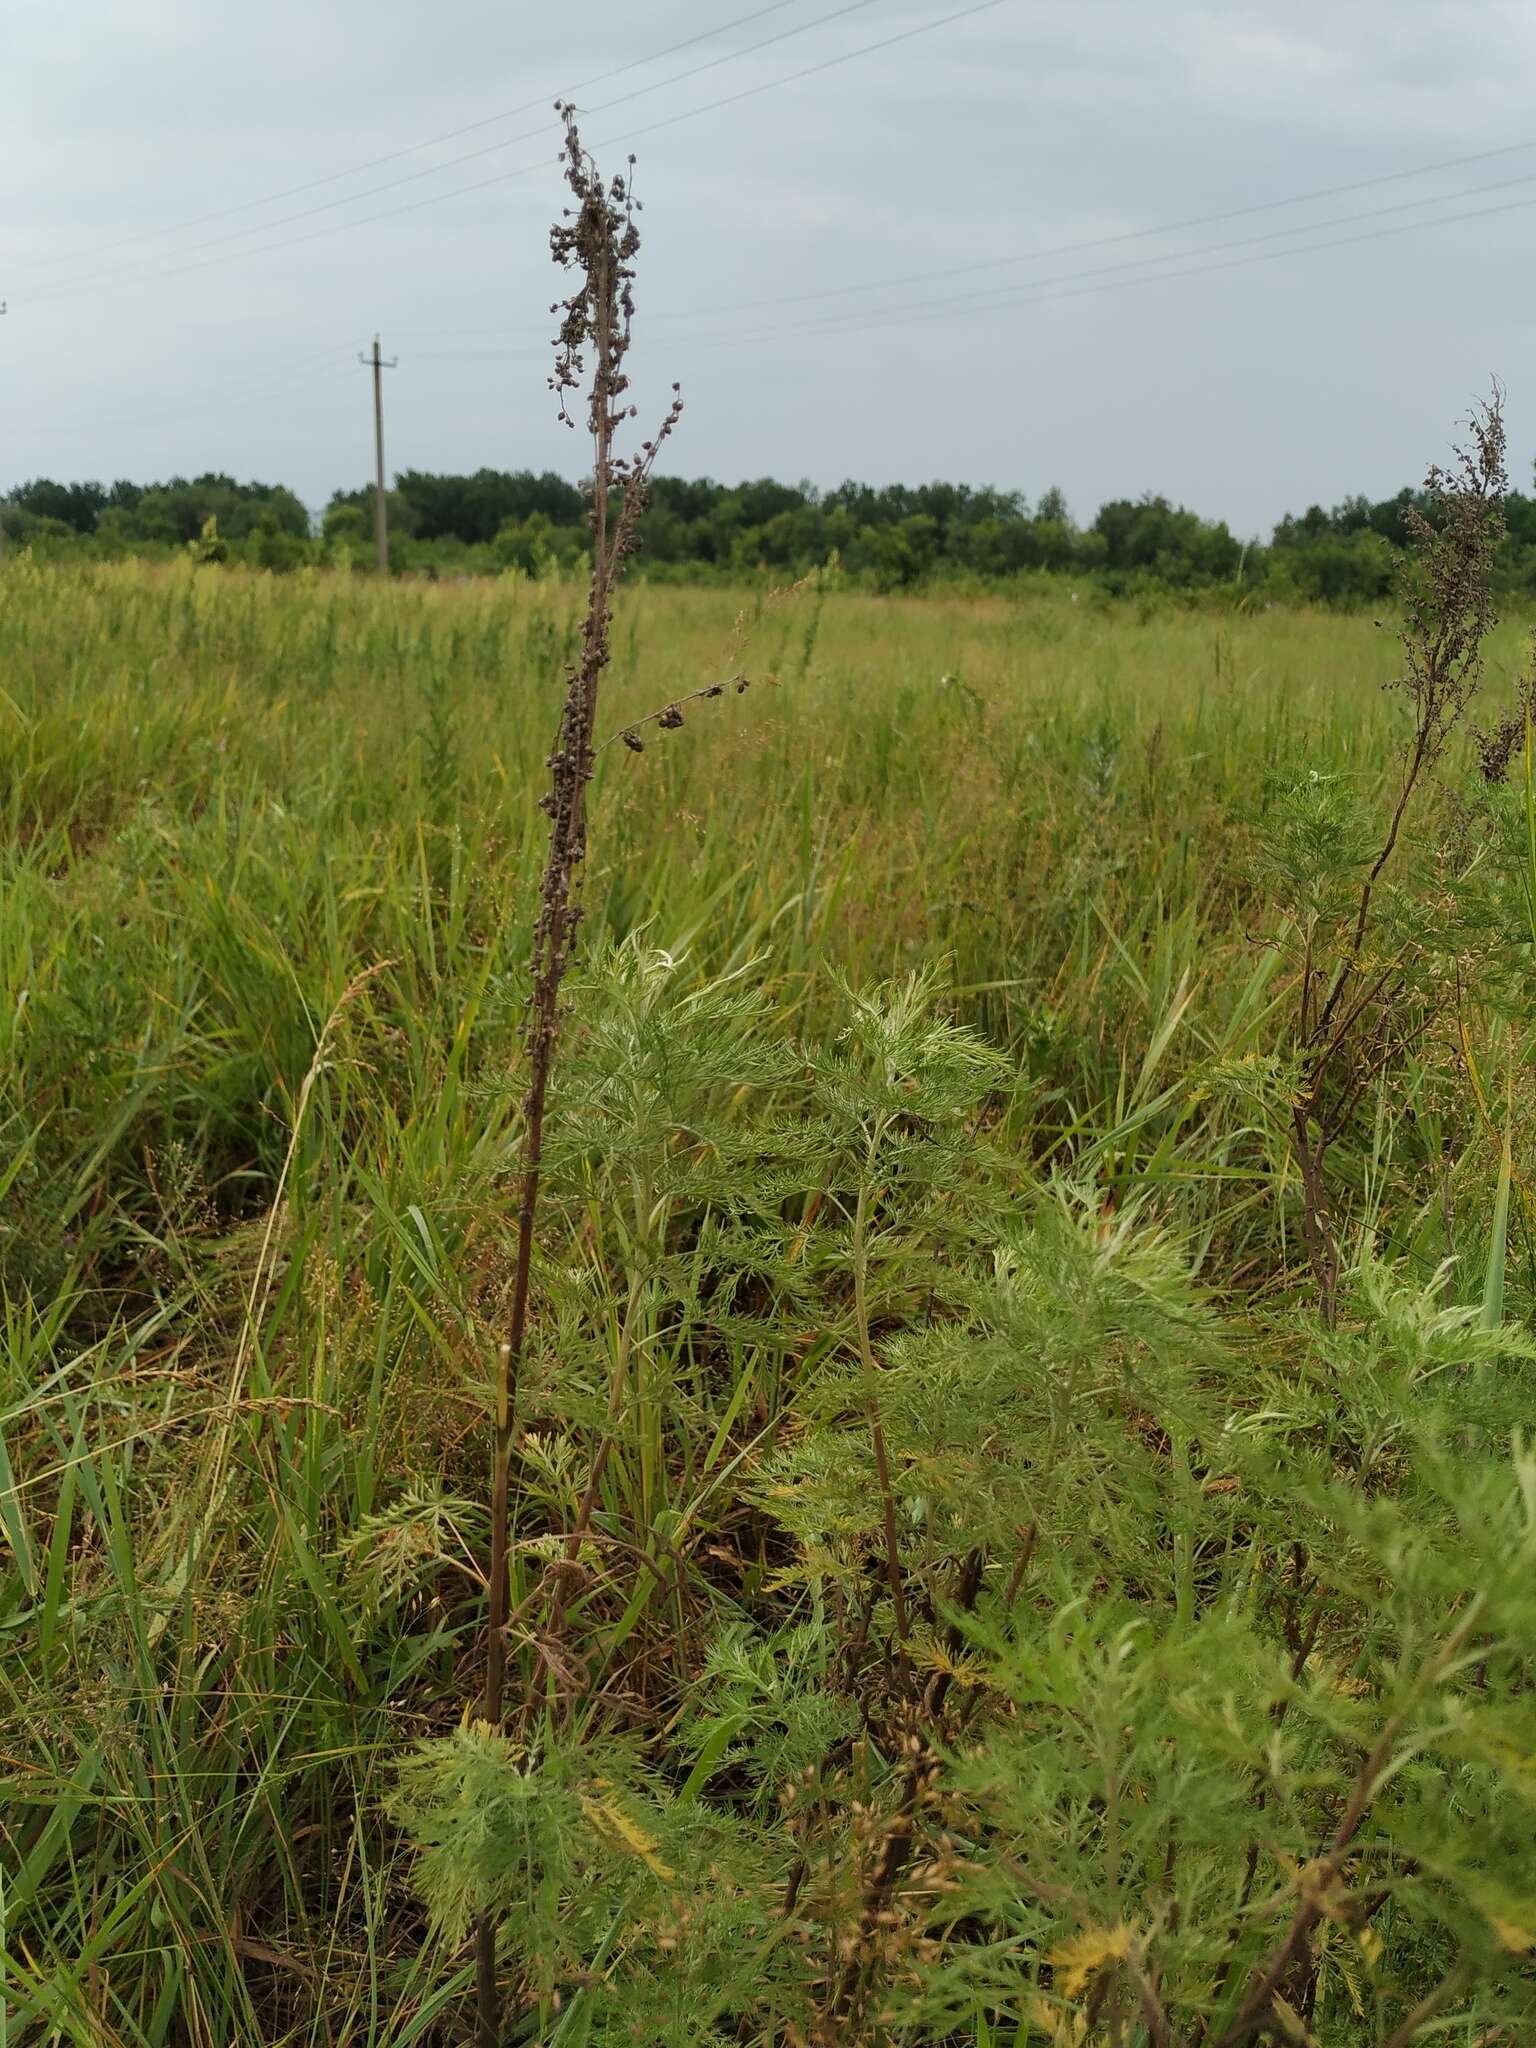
{"left": 852, "top": 1164, "right": 911, "bottom": 1670}
{"left": 1213, "top": 1598, "right": 1485, "bottom": 2048}
{"left": 597, "top": 672, "right": 750, "bottom": 755}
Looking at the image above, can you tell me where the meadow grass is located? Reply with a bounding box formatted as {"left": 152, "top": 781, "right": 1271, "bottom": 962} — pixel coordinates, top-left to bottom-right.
{"left": 4, "top": 557, "right": 1535, "bottom": 2047}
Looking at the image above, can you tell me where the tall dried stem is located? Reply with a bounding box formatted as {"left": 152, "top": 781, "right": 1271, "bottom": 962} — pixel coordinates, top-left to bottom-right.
{"left": 1291, "top": 391, "right": 1505, "bottom": 1322}
{"left": 474, "top": 107, "right": 681, "bottom": 2048}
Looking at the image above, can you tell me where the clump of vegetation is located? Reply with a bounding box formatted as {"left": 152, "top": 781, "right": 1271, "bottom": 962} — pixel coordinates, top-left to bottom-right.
{"left": 1271, "top": 395, "right": 1509, "bottom": 1320}
{"left": 19, "top": 435, "right": 1536, "bottom": 604}
{"left": 5, "top": 130, "right": 1536, "bottom": 2048}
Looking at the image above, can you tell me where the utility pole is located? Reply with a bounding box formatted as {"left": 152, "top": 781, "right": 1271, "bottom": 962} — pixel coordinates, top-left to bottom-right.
{"left": 358, "top": 335, "right": 397, "bottom": 575}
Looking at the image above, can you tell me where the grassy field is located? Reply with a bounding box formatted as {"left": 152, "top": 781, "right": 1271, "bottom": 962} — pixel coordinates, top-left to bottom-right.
{"left": 5, "top": 556, "right": 1536, "bottom": 2047}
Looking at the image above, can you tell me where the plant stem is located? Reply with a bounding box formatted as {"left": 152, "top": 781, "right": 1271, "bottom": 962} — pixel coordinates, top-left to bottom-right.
{"left": 474, "top": 173, "right": 618, "bottom": 2048}
{"left": 852, "top": 1149, "right": 910, "bottom": 1666}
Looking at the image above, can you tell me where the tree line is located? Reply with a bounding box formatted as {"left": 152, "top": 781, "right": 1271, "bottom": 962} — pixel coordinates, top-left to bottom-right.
{"left": 10, "top": 463, "right": 1536, "bottom": 603}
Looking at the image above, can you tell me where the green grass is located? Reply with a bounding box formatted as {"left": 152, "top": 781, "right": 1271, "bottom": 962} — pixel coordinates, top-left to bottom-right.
{"left": 4, "top": 557, "right": 1536, "bottom": 2047}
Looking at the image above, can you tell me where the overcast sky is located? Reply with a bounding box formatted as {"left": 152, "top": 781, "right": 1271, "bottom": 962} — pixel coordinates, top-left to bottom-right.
{"left": 5, "top": 0, "right": 1535, "bottom": 535}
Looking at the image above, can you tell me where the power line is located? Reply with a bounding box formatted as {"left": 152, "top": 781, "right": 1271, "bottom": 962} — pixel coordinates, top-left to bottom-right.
{"left": 647, "top": 137, "right": 1536, "bottom": 322}
{"left": 19, "top": 133, "right": 553, "bottom": 301}
{"left": 382, "top": 134, "right": 1536, "bottom": 348}
{"left": 658, "top": 179, "right": 1536, "bottom": 354}
{"left": 31, "top": 176, "right": 1536, "bottom": 477}
{"left": 384, "top": 173, "right": 1536, "bottom": 376}
{"left": 60, "top": 166, "right": 1536, "bottom": 441}
{"left": 0, "top": 0, "right": 812, "bottom": 282}
{"left": 607, "top": 0, "right": 1009, "bottom": 150}
{"left": 584, "top": 0, "right": 886, "bottom": 118}
{"left": 17, "top": 0, "right": 1012, "bottom": 312}
{"left": 16, "top": 0, "right": 893, "bottom": 307}
{"left": 660, "top": 164, "right": 1536, "bottom": 347}
{"left": 86, "top": 147, "right": 1536, "bottom": 445}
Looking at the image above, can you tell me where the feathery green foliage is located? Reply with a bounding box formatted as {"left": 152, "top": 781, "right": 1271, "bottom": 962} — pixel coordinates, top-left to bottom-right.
{"left": 4, "top": 532, "right": 1536, "bottom": 2044}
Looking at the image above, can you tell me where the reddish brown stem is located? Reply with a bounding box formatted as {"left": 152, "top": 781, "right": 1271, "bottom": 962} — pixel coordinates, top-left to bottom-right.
{"left": 474, "top": 114, "right": 672, "bottom": 2048}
